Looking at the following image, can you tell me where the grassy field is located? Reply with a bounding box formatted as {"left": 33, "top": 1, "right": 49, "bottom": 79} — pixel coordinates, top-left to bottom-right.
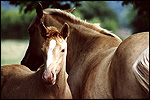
{"left": 1, "top": 39, "right": 29, "bottom": 66}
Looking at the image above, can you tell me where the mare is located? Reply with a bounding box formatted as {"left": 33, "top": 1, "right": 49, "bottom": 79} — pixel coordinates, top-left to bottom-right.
{"left": 1, "top": 22, "right": 72, "bottom": 99}
{"left": 21, "top": 3, "right": 149, "bottom": 99}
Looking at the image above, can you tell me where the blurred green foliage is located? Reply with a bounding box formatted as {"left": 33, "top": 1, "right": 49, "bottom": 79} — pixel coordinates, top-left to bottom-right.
{"left": 2, "top": 1, "right": 119, "bottom": 39}
{"left": 1, "top": 8, "right": 35, "bottom": 39}
{"left": 73, "top": 1, "right": 119, "bottom": 32}
{"left": 9, "top": 1, "right": 82, "bottom": 13}
{"left": 122, "top": 1, "right": 149, "bottom": 33}
{"left": 122, "top": 1, "right": 149, "bottom": 18}
{"left": 2, "top": 1, "right": 149, "bottom": 39}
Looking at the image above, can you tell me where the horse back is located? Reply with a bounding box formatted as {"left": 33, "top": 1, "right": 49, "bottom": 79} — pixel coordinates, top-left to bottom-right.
{"left": 1, "top": 64, "right": 32, "bottom": 92}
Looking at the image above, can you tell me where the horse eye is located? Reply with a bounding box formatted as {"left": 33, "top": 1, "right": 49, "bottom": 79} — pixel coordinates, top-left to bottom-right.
{"left": 61, "top": 49, "right": 65, "bottom": 52}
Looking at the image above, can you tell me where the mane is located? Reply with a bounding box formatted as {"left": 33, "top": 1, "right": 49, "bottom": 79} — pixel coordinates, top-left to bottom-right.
{"left": 45, "top": 26, "right": 65, "bottom": 45}
{"left": 43, "top": 8, "right": 121, "bottom": 41}
{"left": 46, "top": 26, "right": 60, "bottom": 37}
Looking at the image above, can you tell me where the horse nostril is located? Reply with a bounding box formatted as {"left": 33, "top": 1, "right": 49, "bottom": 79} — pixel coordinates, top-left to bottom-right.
{"left": 42, "top": 71, "right": 55, "bottom": 81}
{"left": 51, "top": 72, "right": 54, "bottom": 79}
{"left": 42, "top": 71, "right": 56, "bottom": 85}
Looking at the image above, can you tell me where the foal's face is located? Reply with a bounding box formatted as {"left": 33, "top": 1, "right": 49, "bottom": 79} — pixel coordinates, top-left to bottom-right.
{"left": 42, "top": 37, "right": 67, "bottom": 85}
{"left": 40, "top": 23, "right": 69, "bottom": 85}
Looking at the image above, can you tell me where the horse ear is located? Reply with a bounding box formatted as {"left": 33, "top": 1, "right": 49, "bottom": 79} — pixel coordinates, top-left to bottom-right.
{"left": 40, "top": 22, "right": 49, "bottom": 38}
{"left": 60, "top": 23, "right": 70, "bottom": 40}
{"left": 36, "top": 2, "right": 43, "bottom": 19}
{"left": 65, "top": 8, "right": 75, "bottom": 13}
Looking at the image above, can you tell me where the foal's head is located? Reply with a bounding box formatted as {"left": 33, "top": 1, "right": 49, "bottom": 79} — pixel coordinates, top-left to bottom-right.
{"left": 40, "top": 22, "right": 69, "bottom": 85}
{"left": 21, "top": 3, "right": 74, "bottom": 71}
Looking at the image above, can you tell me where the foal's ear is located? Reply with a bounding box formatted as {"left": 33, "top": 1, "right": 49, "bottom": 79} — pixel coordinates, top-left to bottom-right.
{"left": 65, "top": 8, "right": 75, "bottom": 13}
{"left": 36, "top": 2, "right": 43, "bottom": 19}
{"left": 40, "top": 22, "right": 49, "bottom": 38}
{"left": 60, "top": 23, "right": 70, "bottom": 40}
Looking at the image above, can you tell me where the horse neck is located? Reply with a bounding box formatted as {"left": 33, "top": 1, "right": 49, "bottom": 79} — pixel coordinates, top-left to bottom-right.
{"left": 34, "top": 61, "right": 68, "bottom": 98}
{"left": 42, "top": 14, "right": 122, "bottom": 74}
{"left": 55, "top": 59, "right": 67, "bottom": 89}
{"left": 54, "top": 58, "right": 72, "bottom": 98}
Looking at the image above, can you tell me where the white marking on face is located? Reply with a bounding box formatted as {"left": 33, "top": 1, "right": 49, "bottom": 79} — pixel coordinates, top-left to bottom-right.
{"left": 46, "top": 39, "right": 56, "bottom": 68}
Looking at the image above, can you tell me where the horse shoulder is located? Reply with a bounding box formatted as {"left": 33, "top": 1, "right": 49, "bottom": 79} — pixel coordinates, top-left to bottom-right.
{"left": 81, "top": 47, "right": 117, "bottom": 99}
{"left": 1, "top": 65, "right": 32, "bottom": 90}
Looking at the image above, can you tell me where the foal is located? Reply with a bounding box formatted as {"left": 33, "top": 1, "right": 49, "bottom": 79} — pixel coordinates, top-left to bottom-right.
{"left": 1, "top": 23, "right": 72, "bottom": 99}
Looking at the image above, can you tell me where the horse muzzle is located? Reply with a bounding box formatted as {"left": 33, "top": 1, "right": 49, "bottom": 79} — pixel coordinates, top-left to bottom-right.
{"left": 42, "top": 70, "right": 56, "bottom": 85}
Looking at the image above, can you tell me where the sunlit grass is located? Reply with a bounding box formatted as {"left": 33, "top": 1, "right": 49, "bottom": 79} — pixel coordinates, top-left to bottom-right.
{"left": 1, "top": 39, "right": 29, "bottom": 66}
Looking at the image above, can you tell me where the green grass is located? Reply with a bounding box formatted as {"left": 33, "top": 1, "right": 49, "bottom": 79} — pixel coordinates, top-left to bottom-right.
{"left": 1, "top": 39, "right": 29, "bottom": 66}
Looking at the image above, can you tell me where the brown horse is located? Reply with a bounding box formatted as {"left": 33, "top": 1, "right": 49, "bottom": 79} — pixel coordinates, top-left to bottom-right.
{"left": 21, "top": 3, "right": 149, "bottom": 99}
{"left": 109, "top": 32, "right": 149, "bottom": 99}
{"left": 133, "top": 47, "right": 149, "bottom": 94}
{"left": 1, "top": 22, "right": 72, "bottom": 99}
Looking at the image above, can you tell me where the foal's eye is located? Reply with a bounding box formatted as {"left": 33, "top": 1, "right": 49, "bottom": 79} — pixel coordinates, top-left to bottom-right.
{"left": 61, "top": 49, "right": 65, "bottom": 52}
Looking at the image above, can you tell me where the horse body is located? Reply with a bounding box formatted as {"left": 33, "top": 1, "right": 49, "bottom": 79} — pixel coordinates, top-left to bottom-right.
{"left": 1, "top": 65, "right": 71, "bottom": 99}
{"left": 109, "top": 32, "right": 149, "bottom": 99}
{"left": 42, "top": 7, "right": 122, "bottom": 99}
{"left": 1, "top": 23, "right": 72, "bottom": 99}
{"left": 1, "top": 65, "right": 49, "bottom": 99}
{"left": 21, "top": 4, "right": 149, "bottom": 99}
{"left": 65, "top": 30, "right": 121, "bottom": 98}
{"left": 133, "top": 47, "right": 149, "bottom": 94}
{"left": 80, "top": 47, "right": 118, "bottom": 98}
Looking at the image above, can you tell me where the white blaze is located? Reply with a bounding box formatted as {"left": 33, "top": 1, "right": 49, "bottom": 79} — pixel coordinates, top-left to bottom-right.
{"left": 46, "top": 39, "right": 56, "bottom": 68}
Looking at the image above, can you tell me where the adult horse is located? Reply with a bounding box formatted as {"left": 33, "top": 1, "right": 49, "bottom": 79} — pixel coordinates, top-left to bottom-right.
{"left": 1, "top": 22, "right": 72, "bottom": 99}
{"left": 21, "top": 3, "right": 149, "bottom": 99}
